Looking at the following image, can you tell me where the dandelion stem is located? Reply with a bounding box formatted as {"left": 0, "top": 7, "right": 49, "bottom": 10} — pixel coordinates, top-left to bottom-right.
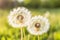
{"left": 28, "top": 34, "right": 30, "bottom": 40}
{"left": 21, "top": 28, "right": 23, "bottom": 40}
{"left": 23, "top": 28, "right": 26, "bottom": 40}
{"left": 38, "top": 35, "right": 40, "bottom": 40}
{"left": 33, "top": 36, "right": 36, "bottom": 40}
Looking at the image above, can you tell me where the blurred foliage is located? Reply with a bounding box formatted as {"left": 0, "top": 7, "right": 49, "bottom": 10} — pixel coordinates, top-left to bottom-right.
{"left": 24, "top": 0, "right": 40, "bottom": 8}
{"left": 0, "top": 0, "right": 60, "bottom": 8}
{"left": 24, "top": 0, "right": 60, "bottom": 8}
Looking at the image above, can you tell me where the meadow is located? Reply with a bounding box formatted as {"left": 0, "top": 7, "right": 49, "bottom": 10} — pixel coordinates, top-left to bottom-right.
{"left": 0, "top": 8, "right": 60, "bottom": 40}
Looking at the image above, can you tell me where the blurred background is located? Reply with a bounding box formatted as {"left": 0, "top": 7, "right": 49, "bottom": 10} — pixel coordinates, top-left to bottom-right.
{"left": 0, "top": 0, "right": 60, "bottom": 40}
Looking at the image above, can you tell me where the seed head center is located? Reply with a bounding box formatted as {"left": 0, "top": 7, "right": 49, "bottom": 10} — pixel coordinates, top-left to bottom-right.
{"left": 35, "top": 23, "right": 40, "bottom": 28}
{"left": 17, "top": 15, "right": 24, "bottom": 20}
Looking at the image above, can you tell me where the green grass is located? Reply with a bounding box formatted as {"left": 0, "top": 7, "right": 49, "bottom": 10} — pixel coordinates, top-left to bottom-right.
{"left": 0, "top": 8, "right": 60, "bottom": 40}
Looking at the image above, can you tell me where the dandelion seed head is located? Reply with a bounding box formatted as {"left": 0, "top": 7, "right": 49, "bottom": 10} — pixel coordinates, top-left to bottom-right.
{"left": 27, "top": 15, "right": 50, "bottom": 35}
{"left": 8, "top": 7, "right": 31, "bottom": 28}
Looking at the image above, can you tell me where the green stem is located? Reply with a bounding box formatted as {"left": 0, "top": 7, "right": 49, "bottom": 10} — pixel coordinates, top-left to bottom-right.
{"left": 38, "top": 35, "right": 40, "bottom": 40}
{"left": 28, "top": 34, "right": 30, "bottom": 40}
{"left": 33, "top": 36, "right": 36, "bottom": 40}
{"left": 21, "top": 28, "right": 23, "bottom": 40}
{"left": 23, "top": 28, "right": 26, "bottom": 40}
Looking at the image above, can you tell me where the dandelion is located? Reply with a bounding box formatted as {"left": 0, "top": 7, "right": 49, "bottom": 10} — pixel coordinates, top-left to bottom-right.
{"left": 44, "top": 11, "right": 50, "bottom": 18}
{"left": 8, "top": 7, "right": 31, "bottom": 40}
{"left": 17, "top": 0, "right": 24, "bottom": 3}
{"left": 8, "top": 7, "right": 31, "bottom": 28}
{"left": 27, "top": 15, "right": 50, "bottom": 35}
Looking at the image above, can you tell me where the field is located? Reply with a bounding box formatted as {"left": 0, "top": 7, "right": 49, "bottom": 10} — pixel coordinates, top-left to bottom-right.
{"left": 0, "top": 8, "right": 60, "bottom": 40}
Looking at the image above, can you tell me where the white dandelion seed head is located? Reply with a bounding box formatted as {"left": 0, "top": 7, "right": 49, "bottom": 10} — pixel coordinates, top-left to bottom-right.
{"left": 27, "top": 15, "right": 50, "bottom": 35}
{"left": 8, "top": 7, "right": 31, "bottom": 28}
{"left": 17, "top": 0, "right": 24, "bottom": 3}
{"left": 44, "top": 11, "right": 50, "bottom": 18}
